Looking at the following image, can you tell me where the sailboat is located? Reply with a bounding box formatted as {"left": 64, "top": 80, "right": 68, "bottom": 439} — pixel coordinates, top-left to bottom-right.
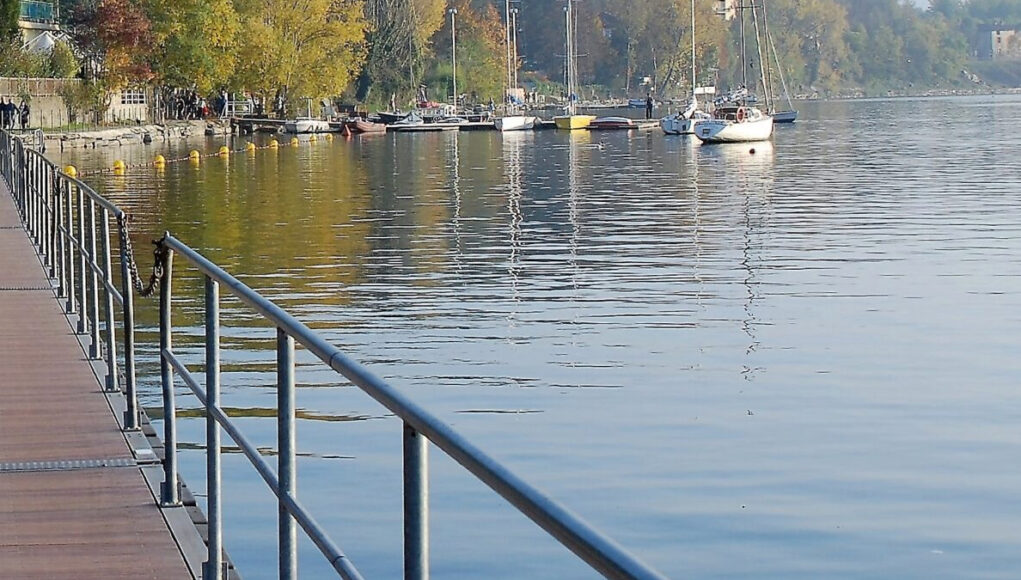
{"left": 553, "top": 0, "right": 595, "bottom": 130}
{"left": 496, "top": 0, "right": 538, "bottom": 132}
{"left": 761, "top": 10, "right": 797, "bottom": 123}
{"left": 693, "top": 0, "right": 773, "bottom": 143}
{"left": 660, "top": 0, "right": 714, "bottom": 135}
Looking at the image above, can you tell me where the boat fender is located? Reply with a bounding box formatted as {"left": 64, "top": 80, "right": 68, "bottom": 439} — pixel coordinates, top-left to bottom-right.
{"left": 736, "top": 107, "right": 745, "bottom": 122}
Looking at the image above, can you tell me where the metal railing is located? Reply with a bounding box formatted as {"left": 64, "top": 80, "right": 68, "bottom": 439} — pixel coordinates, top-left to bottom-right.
{"left": 0, "top": 130, "right": 141, "bottom": 431}
{"left": 0, "top": 129, "right": 668, "bottom": 579}
{"left": 19, "top": 0, "right": 56, "bottom": 23}
{"left": 159, "top": 234, "right": 668, "bottom": 580}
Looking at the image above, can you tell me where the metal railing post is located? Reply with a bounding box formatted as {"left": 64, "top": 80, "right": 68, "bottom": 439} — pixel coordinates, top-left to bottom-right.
{"left": 119, "top": 217, "right": 139, "bottom": 430}
{"left": 46, "top": 166, "right": 57, "bottom": 278}
{"left": 404, "top": 423, "right": 429, "bottom": 580}
{"left": 278, "top": 328, "right": 297, "bottom": 580}
{"left": 75, "top": 184, "right": 87, "bottom": 332}
{"left": 204, "top": 276, "right": 224, "bottom": 580}
{"left": 100, "top": 208, "right": 118, "bottom": 391}
{"left": 55, "top": 173, "right": 66, "bottom": 298}
{"left": 159, "top": 244, "right": 180, "bottom": 506}
{"left": 87, "top": 198, "right": 101, "bottom": 358}
{"left": 64, "top": 180, "right": 76, "bottom": 314}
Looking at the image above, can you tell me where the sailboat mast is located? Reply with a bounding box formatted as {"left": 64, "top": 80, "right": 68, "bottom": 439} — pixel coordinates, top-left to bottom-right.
{"left": 690, "top": 0, "right": 696, "bottom": 97}
{"left": 505, "top": 0, "right": 513, "bottom": 105}
{"left": 749, "top": 0, "right": 771, "bottom": 110}
{"left": 565, "top": 0, "right": 575, "bottom": 115}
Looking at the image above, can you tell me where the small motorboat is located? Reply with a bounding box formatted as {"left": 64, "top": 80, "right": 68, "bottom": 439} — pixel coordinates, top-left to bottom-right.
{"left": 349, "top": 118, "right": 386, "bottom": 133}
{"left": 495, "top": 115, "right": 538, "bottom": 132}
{"left": 588, "top": 116, "right": 638, "bottom": 130}
{"left": 283, "top": 118, "right": 331, "bottom": 134}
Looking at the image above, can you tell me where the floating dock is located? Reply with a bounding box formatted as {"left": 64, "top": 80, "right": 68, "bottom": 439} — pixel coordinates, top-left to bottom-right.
{"left": 0, "top": 180, "right": 229, "bottom": 579}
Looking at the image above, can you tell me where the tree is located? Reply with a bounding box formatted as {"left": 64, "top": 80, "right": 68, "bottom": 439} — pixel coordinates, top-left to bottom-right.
{"left": 233, "top": 0, "right": 368, "bottom": 109}
{"left": 65, "top": 0, "right": 154, "bottom": 87}
{"left": 426, "top": 0, "right": 504, "bottom": 104}
{"left": 359, "top": 0, "right": 447, "bottom": 105}
{"left": 0, "top": 0, "right": 18, "bottom": 42}
{"left": 144, "top": 0, "right": 240, "bottom": 94}
{"left": 48, "top": 40, "right": 81, "bottom": 78}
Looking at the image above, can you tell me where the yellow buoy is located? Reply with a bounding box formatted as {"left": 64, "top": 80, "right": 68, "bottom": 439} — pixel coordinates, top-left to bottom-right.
{"left": 290, "top": 137, "right": 299, "bottom": 146}
{"left": 325, "top": 133, "right": 334, "bottom": 142}
{"left": 218, "top": 146, "right": 230, "bottom": 157}
{"left": 113, "top": 166, "right": 126, "bottom": 176}
{"left": 189, "top": 150, "right": 201, "bottom": 160}
{"left": 63, "top": 165, "right": 78, "bottom": 178}
{"left": 113, "top": 160, "right": 126, "bottom": 171}
{"left": 245, "top": 142, "right": 257, "bottom": 152}
{"left": 154, "top": 155, "right": 166, "bottom": 166}
{"left": 309, "top": 135, "right": 317, "bottom": 143}
{"left": 268, "top": 139, "right": 279, "bottom": 149}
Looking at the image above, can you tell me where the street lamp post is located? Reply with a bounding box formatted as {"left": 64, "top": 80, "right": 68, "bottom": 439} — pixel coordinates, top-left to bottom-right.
{"left": 449, "top": 8, "right": 458, "bottom": 112}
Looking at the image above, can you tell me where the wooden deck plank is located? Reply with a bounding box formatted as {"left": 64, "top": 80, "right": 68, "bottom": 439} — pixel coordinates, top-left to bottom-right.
{"left": 0, "top": 180, "right": 193, "bottom": 579}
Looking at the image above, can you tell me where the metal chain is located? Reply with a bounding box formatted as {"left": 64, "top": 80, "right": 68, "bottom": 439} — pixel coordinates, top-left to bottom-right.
{"left": 116, "top": 212, "right": 166, "bottom": 298}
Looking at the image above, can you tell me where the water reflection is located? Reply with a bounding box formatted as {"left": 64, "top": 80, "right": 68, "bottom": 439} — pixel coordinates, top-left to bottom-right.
{"left": 47, "top": 97, "right": 1021, "bottom": 580}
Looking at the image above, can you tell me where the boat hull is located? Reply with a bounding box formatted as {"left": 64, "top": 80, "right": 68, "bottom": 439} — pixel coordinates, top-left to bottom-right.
{"left": 694, "top": 116, "right": 773, "bottom": 143}
{"left": 283, "top": 119, "right": 331, "bottom": 134}
{"left": 553, "top": 114, "right": 596, "bottom": 130}
{"left": 351, "top": 119, "right": 386, "bottom": 133}
{"left": 589, "top": 116, "right": 636, "bottom": 130}
{"left": 495, "top": 115, "right": 537, "bottom": 132}
{"left": 773, "top": 110, "right": 798, "bottom": 123}
{"left": 660, "top": 116, "right": 695, "bottom": 135}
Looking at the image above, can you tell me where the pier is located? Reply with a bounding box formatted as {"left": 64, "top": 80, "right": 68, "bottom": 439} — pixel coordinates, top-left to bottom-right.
{"left": 0, "top": 180, "right": 198, "bottom": 577}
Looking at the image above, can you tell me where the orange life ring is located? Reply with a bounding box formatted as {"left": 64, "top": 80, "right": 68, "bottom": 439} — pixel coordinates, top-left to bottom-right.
{"left": 736, "top": 107, "right": 745, "bottom": 122}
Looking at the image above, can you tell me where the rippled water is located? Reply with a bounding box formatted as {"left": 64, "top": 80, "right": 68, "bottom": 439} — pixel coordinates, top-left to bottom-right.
{"left": 54, "top": 95, "right": 1021, "bottom": 579}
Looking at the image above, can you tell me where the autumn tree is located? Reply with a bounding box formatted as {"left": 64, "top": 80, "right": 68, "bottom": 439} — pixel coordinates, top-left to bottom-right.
{"left": 426, "top": 0, "right": 505, "bottom": 103}
{"left": 143, "top": 0, "right": 240, "bottom": 94}
{"left": 233, "top": 0, "right": 368, "bottom": 111}
{"left": 359, "top": 0, "right": 447, "bottom": 105}
{"left": 65, "top": 0, "right": 153, "bottom": 86}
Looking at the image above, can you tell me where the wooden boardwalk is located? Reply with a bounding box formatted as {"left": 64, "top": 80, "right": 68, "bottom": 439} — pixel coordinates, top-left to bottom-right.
{"left": 0, "top": 181, "right": 195, "bottom": 579}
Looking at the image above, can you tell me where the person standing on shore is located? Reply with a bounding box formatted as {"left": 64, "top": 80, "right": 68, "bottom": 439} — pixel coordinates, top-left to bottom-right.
{"left": 19, "top": 100, "right": 29, "bottom": 131}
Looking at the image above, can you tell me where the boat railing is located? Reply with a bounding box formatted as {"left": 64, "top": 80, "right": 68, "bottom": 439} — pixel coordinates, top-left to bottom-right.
{"left": 0, "top": 128, "right": 668, "bottom": 580}
{"left": 0, "top": 129, "right": 142, "bottom": 431}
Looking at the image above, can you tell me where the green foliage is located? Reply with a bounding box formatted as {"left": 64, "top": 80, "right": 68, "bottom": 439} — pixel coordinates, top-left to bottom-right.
{"left": 426, "top": 0, "right": 504, "bottom": 104}
{"left": 48, "top": 41, "right": 80, "bottom": 78}
{"left": 58, "top": 80, "right": 112, "bottom": 125}
{"left": 144, "top": 0, "right": 240, "bottom": 93}
{"left": 232, "top": 0, "right": 368, "bottom": 107}
{"left": 0, "top": 39, "right": 53, "bottom": 77}
{"left": 0, "top": 0, "right": 18, "bottom": 42}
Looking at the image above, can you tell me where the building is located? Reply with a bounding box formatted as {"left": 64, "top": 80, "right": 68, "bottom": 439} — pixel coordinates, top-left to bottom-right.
{"left": 18, "top": 1, "right": 60, "bottom": 53}
{"left": 978, "top": 27, "right": 1021, "bottom": 60}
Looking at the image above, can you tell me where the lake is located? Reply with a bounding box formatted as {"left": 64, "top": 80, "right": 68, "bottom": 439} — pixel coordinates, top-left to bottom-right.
{"left": 53, "top": 95, "right": 1021, "bottom": 579}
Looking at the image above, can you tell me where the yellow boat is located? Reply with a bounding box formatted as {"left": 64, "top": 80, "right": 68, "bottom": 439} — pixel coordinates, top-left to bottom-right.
{"left": 553, "top": 114, "right": 596, "bottom": 130}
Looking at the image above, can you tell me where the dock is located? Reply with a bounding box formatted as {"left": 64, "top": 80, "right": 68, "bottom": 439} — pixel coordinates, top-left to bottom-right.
{"left": 0, "top": 180, "right": 203, "bottom": 578}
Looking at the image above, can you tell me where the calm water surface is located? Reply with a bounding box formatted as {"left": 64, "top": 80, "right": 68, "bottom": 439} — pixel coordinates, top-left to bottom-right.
{"left": 54, "top": 96, "right": 1021, "bottom": 579}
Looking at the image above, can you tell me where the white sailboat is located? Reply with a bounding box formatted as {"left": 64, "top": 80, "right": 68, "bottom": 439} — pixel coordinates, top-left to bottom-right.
{"left": 496, "top": 0, "right": 537, "bottom": 132}
{"left": 553, "top": 0, "right": 595, "bottom": 130}
{"left": 694, "top": 0, "right": 773, "bottom": 143}
{"left": 661, "top": 0, "right": 713, "bottom": 135}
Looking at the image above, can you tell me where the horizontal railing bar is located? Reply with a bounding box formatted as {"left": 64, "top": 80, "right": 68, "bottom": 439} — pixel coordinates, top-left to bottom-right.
{"left": 163, "top": 235, "right": 666, "bottom": 580}
{"left": 163, "top": 349, "right": 365, "bottom": 580}
{"left": 60, "top": 225, "right": 124, "bottom": 305}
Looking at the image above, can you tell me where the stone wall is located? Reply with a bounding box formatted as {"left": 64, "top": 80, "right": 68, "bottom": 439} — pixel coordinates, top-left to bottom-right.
{"left": 0, "top": 77, "right": 151, "bottom": 128}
